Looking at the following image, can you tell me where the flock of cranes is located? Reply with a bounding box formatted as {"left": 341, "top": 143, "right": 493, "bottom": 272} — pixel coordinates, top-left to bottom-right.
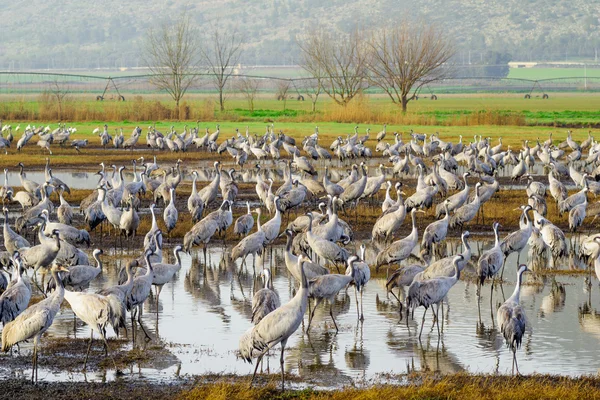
{"left": 0, "top": 120, "right": 600, "bottom": 387}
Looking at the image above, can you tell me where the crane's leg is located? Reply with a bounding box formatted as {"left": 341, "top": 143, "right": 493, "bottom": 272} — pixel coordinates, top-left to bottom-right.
{"left": 137, "top": 306, "right": 152, "bottom": 341}
{"left": 101, "top": 334, "right": 118, "bottom": 371}
{"left": 330, "top": 304, "right": 339, "bottom": 333}
{"left": 354, "top": 287, "right": 359, "bottom": 319}
{"left": 31, "top": 338, "right": 37, "bottom": 383}
{"left": 307, "top": 299, "right": 321, "bottom": 332}
{"left": 419, "top": 308, "right": 427, "bottom": 340}
{"left": 280, "top": 339, "right": 288, "bottom": 391}
{"left": 360, "top": 290, "right": 364, "bottom": 322}
{"left": 250, "top": 353, "right": 265, "bottom": 387}
{"left": 83, "top": 330, "right": 94, "bottom": 370}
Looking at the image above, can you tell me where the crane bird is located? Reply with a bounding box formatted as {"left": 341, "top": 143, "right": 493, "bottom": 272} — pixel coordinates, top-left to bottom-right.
{"left": 501, "top": 205, "right": 533, "bottom": 267}
{"left": 375, "top": 209, "right": 423, "bottom": 272}
{"left": 1, "top": 263, "right": 69, "bottom": 382}
{"left": 239, "top": 256, "right": 309, "bottom": 390}
{"left": 127, "top": 250, "right": 154, "bottom": 341}
{"left": 450, "top": 182, "right": 482, "bottom": 230}
{"left": 305, "top": 212, "right": 348, "bottom": 270}
{"left": 163, "top": 187, "right": 178, "bottom": 236}
{"left": 348, "top": 245, "right": 371, "bottom": 321}
{"left": 234, "top": 202, "right": 255, "bottom": 238}
{"left": 497, "top": 264, "right": 529, "bottom": 375}
{"left": 187, "top": 171, "right": 204, "bottom": 223}
{"left": 251, "top": 268, "right": 281, "bottom": 324}
{"left": 407, "top": 255, "right": 463, "bottom": 339}
{"left": 421, "top": 199, "right": 450, "bottom": 258}
{"left": 63, "top": 288, "right": 118, "bottom": 371}
{"left": 306, "top": 259, "right": 354, "bottom": 332}
{"left": 231, "top": 208, "right": 265, "bottom": 271}
{"left": 0, "top": 255, "right": 31, "bottom": 326}
{"left": 477, "top": 222, "right": 504, "bottom": 286}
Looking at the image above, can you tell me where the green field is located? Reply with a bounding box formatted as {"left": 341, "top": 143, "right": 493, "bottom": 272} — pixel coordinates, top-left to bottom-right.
{"left": 508, "top": 67, "right": 600, "bottom": 80}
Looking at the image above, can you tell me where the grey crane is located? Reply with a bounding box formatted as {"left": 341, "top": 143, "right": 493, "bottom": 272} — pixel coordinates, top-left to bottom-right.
{"left": 559, "top": 180, "right": 588, "bottom": 215}
{"left": 261, "top": 196, "right": 282, "bottom": 244}
{"left": 16, "top": 162, "right": 39, "bottom": 194}
{"left": 497, "top": 264, "right": 528, "bottom": 375}
{"left": 3, "top": 207, "right": 30, "bottom": 254}
{"left": 421, "top": 200, "right": 450, "bottom": 258}
{"left": 198, "top": 161, "right": 221, "bottom": 211}
{"left": 435, "top": 172, "right": 470, "bottom": 218}
{"left": 306, "top": 262, "right": 354, "bottom": 332}
{"left": 183, "top": 212, "right": 220, "bottom": 257}
{"left": 450, "top": 182, "right": 482, "bottom": 230}
{"left": 477, "top": 222, "right": 504, "bottom": 287}
{"left": 163, "top": 187, "right": 178, "bottom": 236}
{"left": 339, "top": 163, "right": 368, "bottom": 219}
{"left": 360, "top": 164, "right": 386, "bottom": 203}
{"left": 251, "top": 268, "right": 281, "bottom": 324}
{"left": 239, "top": 256, "right": 309, "bottom": 390}
{"left": 187, "top": 171, "right": 204, "bottom": 223}
{"left": 150, "top": 245, "right": 184, "bottom": 309}
{"left": 0, "top": 255, "right": 31, "bottom": 326}
{"left": 1, "top": 263, "right": 69, "bottom": 382}
{"left": 375, "top": 209, "right": 422, "bottom": 272}
{"left": 569, "top": 195, "right": 587, "bottom": 232}
{"left": 323, "top": 166, "right": 344, "bottom": 197}
{"left": 120, "top": 194, "right": 140, "bottom": 239}
{"left": 407, "top": 255, "right": 462, "bottom": 339}
{"left": 386, "top": 263, "right": 425, "bottom": 316}
{"left": 420, "top": 231, "right": 471, "bottom": 280}
{"left": 127, "top": 250, "right": 154, "bottom": 341}
{"left": 372, "top": 187, "right": 406, "bottom": 242}
{"left": 99, "top": 186, "right": 122, "bottom": 234}
{"left": 56, "top": 186, "right": 73, "bottom": 225}
{"left": 231, "top": 208, "right": 265, "bottom": 270}
{"left": 283, "top": 230, "right": 329, "bottom": 282}
{"left": 501, "top": 206, "right": 533, "bottom": 266}
{"left": 97, "top": 261, "right": 136, "bottom": 338}
{"left": 305, "top": 212, "right": 348, "bottom": 270}
{"left": 537, "top": 217, "right": 567, "bottom": 267}
{"left": 143, "top": 204, "right": 163, "bottom": 250}
{"left": 46, "top": 249, "right": 103, "bottom": 292}
{"left": 63, "top": 288, "right": 118, "bottom": 370}
{"left": 20, "top": 229, "right": 61, "bottom": 290}
{"left": 234, "top": 202, "right": 255, "bottom": 238}
{"left": 348, "top": 245, "right": 371, "bottom": 320}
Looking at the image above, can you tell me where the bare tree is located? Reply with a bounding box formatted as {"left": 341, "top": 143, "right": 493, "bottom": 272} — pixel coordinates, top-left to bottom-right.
{"left": 237, "top": 77, "right": 260, "bottom": 112}
{"left": 276, "top": 80, "right": 292, "bottom": 110}
{"left": 367, "top": 23, "right": 455, "bottom": 112}
{"left": 144, "top": 14, "right": 200, "bottom": 118}
{"left": 298, "top": 29, "right": 368, "bottom": 107}
{"left": 293, "top": 77, "right": 323, "bottom": 113}
{"left": 200, "top": 29, "right": 243, "bottom": 112}
{"left": 46, "top": 79, "right": 70, "bottom": 121}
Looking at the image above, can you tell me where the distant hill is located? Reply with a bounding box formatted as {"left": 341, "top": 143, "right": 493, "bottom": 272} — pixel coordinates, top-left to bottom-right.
{"left": 1, "top": 0, "right": 598, "bottom": 70}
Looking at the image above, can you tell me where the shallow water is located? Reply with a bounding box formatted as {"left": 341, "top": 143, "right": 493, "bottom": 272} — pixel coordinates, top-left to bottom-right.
{"left": 4, "top": 239, "right": 600, "bottom": 386}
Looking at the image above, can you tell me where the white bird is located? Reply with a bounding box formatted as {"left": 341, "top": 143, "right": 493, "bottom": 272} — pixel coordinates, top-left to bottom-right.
{"left": 251, "top": 268, "right": 281, "bottom": 324}
{"left": 63, "top": 288, "right": 118, "bottom": 370}
{"left": 239, "top": 256, "right": 309, "bottom": 390}
{"left": 497, "top": 264, "right": 528, "bottom": 375}
{"left": 1, "top": 264, "right": 68, "bottom": 382}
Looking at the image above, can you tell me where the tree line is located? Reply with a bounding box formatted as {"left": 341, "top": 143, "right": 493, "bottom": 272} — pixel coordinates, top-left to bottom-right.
{"left": 146, "top": 15, "right": 454, "bottom": 116}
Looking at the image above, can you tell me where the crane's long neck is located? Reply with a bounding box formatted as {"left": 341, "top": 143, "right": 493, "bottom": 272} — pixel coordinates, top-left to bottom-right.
{"left": 191, "top": 175, "right": 197, "bottom": 195}
{"left": 94, "top": 253, "right": 102, "bottom": 270}
{"left": 174, "top": 249, "right": 182, "bottom": 268}
{"left": 461, "top": 235, "right": 471, "bottom": 258}
{"left": 509, "top": 269, "right": 525, "bottom": 303}
{"left": 246, "top": 202, "right": 251, "bottom": 215}
{"left": 493, "top": 225, "right": 500, "bottom": 247}
{"left": 50, "top": 269, "right": 65, "bottom": 305}
{"left": 150, "top": 206, "right": 157, "bottom": 230}
{"left": 256, "top": 212, "right": 262, "bottom": 231}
